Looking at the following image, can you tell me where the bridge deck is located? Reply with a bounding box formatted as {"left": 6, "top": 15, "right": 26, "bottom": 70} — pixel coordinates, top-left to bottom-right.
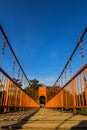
{"left": 0, "top": 108, "right": 87, "bottom": 129}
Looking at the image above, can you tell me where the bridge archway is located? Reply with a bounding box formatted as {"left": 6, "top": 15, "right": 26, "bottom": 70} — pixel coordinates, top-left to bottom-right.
{"left": 39, "top": 96, "right": 46, "bottom": 106}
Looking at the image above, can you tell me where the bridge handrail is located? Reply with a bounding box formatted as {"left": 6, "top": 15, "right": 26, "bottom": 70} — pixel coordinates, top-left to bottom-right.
{"left": 0, "top": 66, "right": 29, "bottom": 97}
{"left": 0, "top": 67, "right": 40, "bottom": 112}
{"left": 53, "top": 27, "right": 87, "bottom": 87}
{"left": 46, "top": 63, "right": 87, "bottom": 110}
{"left": 60, "top": 63, "right": 87, "bottom": 91}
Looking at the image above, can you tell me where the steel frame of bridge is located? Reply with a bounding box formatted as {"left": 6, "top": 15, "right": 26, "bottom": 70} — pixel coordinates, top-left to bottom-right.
{"left": 0, "top": 67, "right": 40, "bottom": 113}
{"left": 0, "top": 25, "right": 87, "bottom": 113}
{"left": 0, "top": 25, "right": 40, "bottom": 112}
{"left": 46, "top": 63, "right": 87, "bottom": 113}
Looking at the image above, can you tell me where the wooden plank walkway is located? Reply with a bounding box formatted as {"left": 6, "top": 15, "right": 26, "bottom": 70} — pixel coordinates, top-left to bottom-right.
{"left": 0, "top": 108, "right": 87, "bottom": 129}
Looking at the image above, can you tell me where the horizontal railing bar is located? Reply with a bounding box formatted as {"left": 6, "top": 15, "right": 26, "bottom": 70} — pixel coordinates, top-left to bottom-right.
{"left": 54, "top": 63, "right": 87, "bottom": 94}
{"left": 0, "top": 66, "right": 31, "bottom": 98}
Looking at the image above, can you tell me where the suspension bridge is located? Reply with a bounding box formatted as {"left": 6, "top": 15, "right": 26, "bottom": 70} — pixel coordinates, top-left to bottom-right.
{"left": 0, "top": 25, "right": 87, "bottom": 129}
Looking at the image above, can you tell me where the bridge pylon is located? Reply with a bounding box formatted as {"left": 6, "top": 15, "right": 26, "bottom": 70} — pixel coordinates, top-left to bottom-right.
{"left": 38, "top": 86, "right": 47, "bottom": 107}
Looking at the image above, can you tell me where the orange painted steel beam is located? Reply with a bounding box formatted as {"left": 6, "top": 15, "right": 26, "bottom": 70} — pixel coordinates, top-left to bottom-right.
{"left": 38, "top": 87, "right": 46, "bottom": 97}
{"left": 45, "top": 64, "right": 87, "bottom": 110}
{"left": 0, "top": 67, "right": 40, "bottom": 112}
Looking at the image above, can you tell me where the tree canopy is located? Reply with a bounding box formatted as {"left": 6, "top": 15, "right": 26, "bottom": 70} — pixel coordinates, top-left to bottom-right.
{"left": 13, "top": 78, "right": 22, "bottom": 88}
{"left": 29, "top": 78, "right": 43, "bottom": 90}
{"left": 24, "top": 79, "right": 43, "bottom": 101}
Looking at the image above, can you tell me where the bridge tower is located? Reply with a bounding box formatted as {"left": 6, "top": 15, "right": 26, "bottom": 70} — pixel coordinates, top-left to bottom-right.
{"left": 38, "top": 86, "right": 47, "bottom": 107}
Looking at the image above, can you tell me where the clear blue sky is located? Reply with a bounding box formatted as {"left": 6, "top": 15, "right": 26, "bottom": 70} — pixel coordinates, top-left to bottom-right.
{"left": 0, "top": 0, "right": 87, "bottom": 86}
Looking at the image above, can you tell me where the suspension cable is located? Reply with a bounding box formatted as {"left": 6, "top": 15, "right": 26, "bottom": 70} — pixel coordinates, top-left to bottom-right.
{"left": 69, "top": 59, "right": 72, "bottom": 78}
{"left": 79, "top": 42, "right": 84, "bottom": 66}
{"left": 53, "top": 27, "right": 87, "bottom": 87}
{"left": 0, "top": 25, "right": 30, "bottom": 86}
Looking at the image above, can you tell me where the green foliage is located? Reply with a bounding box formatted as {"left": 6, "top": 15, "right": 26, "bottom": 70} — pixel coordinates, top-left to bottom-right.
{"left": 24, "top": 86, "right": 38, "bottom": 101}
{"left": 30, "top": 79, "right": 43, "bottom": 90}
{"left": 13, "top": 78, "right": 22, "bottom": 87}
{"left": 24, "top": 79, "right": 43, "bottom": 101}
{"left": 77, "top": 109, "right": 87, "bottom": 115}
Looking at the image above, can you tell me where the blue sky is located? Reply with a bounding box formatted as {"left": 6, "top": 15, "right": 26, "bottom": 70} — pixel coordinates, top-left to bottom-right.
{"left": 0, "top": 0, "right": 87, "bottom": 86}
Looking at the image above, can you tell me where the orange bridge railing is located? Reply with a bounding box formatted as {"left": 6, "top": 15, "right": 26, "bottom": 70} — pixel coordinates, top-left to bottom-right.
{"left": 45, "top": 64, "right": 87, "bottom": 112}
{"left": 0, "top": 67, "right": 40, "bottom": 113}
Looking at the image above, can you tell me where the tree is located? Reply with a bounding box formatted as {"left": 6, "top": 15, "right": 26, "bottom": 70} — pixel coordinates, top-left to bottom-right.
{"left": 24, "top": 85, "right": 38, "bottom": 101}
{"left": 24, "top": 79, "right": 43, "bottom": 101}
{"left": 30, "top": 79, "right": 43, "bottom": 90}
{"left": 13, "top": 78, "right": 22, "bottom": 88}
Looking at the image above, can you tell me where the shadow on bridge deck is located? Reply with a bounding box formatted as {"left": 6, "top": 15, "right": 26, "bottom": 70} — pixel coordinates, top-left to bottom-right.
{"left": 54, "top": 110, "right": 87, "bottom": 130}
{"left": 55, "top": 119, "right": 87, "bottom": 130}
{"left": 70, "top": 120, "right": 87, "bottom": 130}
{"left": 1, "top": 109, "right": 39, "bottom": 129}
{"left": 1, "top": 108, "right": 87, "bottom": 129}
